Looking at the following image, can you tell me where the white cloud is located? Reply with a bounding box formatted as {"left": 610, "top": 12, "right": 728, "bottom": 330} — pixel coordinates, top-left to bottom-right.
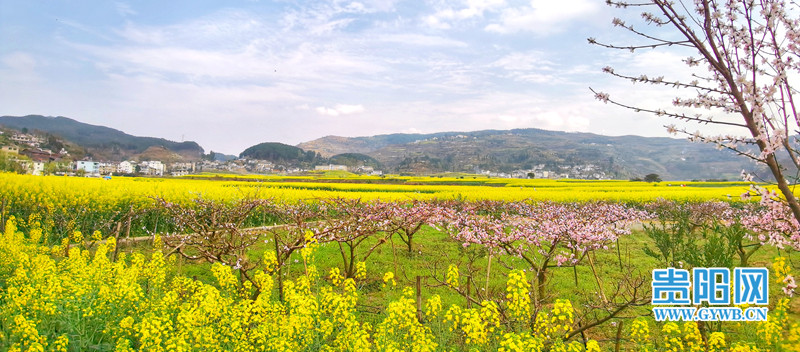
{"left": 0, "top": 52, "right": 42, "bottom": 87}
{"left": 379, "top": 34, "right": 467, "bottom": 47}
{"left": 485, "top": 0, "right": 599, "bottom": 35}
{"left": 490, "top": 51, "right": 553, "bottom": 71}
{"left": 423, "top": 0, "right": 506, "bottom": 29}
{"left": 1, "top": 52, "right": 37, "bottom": 71}
{"left": 115, "top": 2, "right": 137, "bottom": 17}
{"left": 1, "top": 0, "right": 718, "bottom": 155}
{"left": 315, "top": 104, "right": 365, "bottom": 116}
{"left": 70, "top": 9, "right": 390, "bottom": 92}
{"left": 487, "top": 51, "right": 562, "bottom": 83}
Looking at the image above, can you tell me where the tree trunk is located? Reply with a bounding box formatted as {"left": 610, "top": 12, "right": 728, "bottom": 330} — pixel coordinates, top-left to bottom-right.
{"left": 765, "top": 154, "right": 800, "bottom": 224}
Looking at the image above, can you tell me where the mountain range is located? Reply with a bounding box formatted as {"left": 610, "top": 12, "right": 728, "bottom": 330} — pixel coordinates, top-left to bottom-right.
{"left": 0, "top": 115, "right": 204, "bottom": 162}
{"left": 0, "top": 114, "right": 772, "bottom": 180}
{"left": 297, "top": 129, "right": 768, "bottom": 180}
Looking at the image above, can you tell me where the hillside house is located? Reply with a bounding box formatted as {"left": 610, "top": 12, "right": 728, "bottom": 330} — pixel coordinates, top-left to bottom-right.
{"left": 10, "top": 133, "right": 44, "bottom": 147}
{"left": 1, "top": 145, "right": 19, "bottom": 154}
{"left": 22, "top": 148, "right": 58, "bottom": 162}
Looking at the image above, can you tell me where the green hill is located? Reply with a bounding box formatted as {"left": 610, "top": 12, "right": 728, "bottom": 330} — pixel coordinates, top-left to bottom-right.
{"left": 239, "top": 142, "right": 321, "bottom": 164}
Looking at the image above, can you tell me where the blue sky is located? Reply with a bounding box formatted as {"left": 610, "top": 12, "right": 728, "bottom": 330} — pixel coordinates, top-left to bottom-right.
{"left": 0, "top": 0, "right": 709, "bottom": 154}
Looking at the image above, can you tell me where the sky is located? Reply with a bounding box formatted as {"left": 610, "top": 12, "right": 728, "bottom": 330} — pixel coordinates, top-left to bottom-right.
{"left": 0, "top": 0, "right": 718, "bottom": 155}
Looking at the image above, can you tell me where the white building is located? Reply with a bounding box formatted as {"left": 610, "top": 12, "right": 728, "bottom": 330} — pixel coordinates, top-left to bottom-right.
{"left": 315, "top": 164, "right": 348, "bottom": 171}
{"left": 23, "top": 161, "right": 45, "bottom": 176}
{"left": 117, "top": 161, "right": 135, "bottom": 174}
{"left": 140, "top": 160, "right": 164, "bottom": 176}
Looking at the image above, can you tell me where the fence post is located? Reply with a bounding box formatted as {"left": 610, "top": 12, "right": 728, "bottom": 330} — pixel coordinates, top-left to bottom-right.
{"left": 113, "top": 221, "right": 122, "bottom": 261}
{"left": 615, "top": 320, "right": 624, "bottom": 352}
{"left": 416, "top": 276, "right": 422, "bottom": 323}
{"left": 0, "top": 199, "right": 6, "bottom": 233}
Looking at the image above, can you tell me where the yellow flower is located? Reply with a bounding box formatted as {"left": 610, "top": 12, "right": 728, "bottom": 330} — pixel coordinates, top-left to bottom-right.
{"left": 382, "top": 271, "right": 396, "bottom": 289}
{"left": 424, "top": 294, "right": 442, "bottom": 319}
{"left": 52, "top": 335, "right": 69, "bottom": 352}
{"left": 71, "top": 230, "right": 83, "bottom": 244}
{"left": 682, "top": 322, "right": 703, "bottom": 352}
{"left": 630, "top": 317, "right": 650, "bottom": 346}
{"left": 354, "top": 261, "right": 366, "bottom": 281}
{"left": 498, "top": 332, "right": 544, "bottom": 352}
{"left": 263, "top": 251, "right": 278, "bottom": 273}
{"left": 785, "top": 323, "right": 800, "bottom": 352}
{"left": 550, "top": 299, "right": 574, "bottom": 336}
{"left": 211, "top": 262, "right": 238, "bottom": 293}
{"left": 446, "top": 264, "right": 460, "bottom": 289}
{"left": 586, "top": 340, "right": 601, "bottom": 352}
{"left": 505, "top": 269, "right": 531, "bottom": 321}
{"left": 119, "top": 316, "right": 135, "bottom": 330}
{"left": 708, "top": 331, "right": 726, "bottom": 352}
{"left": 661, "top": 322, "right": 683, "bottom": 352}
{"left": 773, "top": 256, "right": 791, "bottom": 283}
{"left": 329, "top": 267, "right": 343, "bottom": 287}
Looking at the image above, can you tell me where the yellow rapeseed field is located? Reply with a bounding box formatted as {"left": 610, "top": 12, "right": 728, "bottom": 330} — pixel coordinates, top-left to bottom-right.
{"left": 0, "top": 172, "right": 764, "bottom": 206}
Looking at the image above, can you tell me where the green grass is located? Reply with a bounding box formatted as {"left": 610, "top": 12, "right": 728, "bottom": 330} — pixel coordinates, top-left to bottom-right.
{"left": 113, "top": 223, "right": 800, "bottom": 349}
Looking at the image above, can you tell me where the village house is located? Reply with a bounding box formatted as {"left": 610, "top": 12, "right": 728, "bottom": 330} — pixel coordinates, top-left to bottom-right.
{"left": 117, "top": 161, "right": 135, "bottom": 174}
{"left": 27, "top": 161, "right": 45, "bottom": 176}
{"left": 22, "top": 148, "right": 57, "bottom": 163}
{"left": 139, "top": 160, "right": 164, "bottom": 176}
{"left": 1, "top": 145, "right": 19, "bottom": 154}
{"left": 314, "top": 164, "right": 348, "bottom": 171}
{"left": 169, "top": 162, "right": 195, "bottom": 176}
{"left": 98, "top": 162, "right": 117, "bottom": 175}
{"left": 75, "top": 160, "right": 100, "bottom": 176}
{"left": 10, "top": 133, "right": 45, "bottom": 147}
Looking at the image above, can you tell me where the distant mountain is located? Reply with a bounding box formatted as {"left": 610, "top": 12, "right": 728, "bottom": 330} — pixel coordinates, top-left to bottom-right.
{"left": 329, "top": 153, "right": 381, "bottom": 169}
{"left": 210, "top": 152, "right": 237, "bottom": 162}
{"left": 0, "top": 115, "right": 204, "bottom": 161}
{"left": 297, "top": 128, "right": 773, "bottom": 180}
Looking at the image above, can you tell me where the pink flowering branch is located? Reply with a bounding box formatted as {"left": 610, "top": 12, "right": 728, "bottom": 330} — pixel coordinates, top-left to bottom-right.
{"left": 592, "top": 0, "right": 800, "bottom": 238}
{"left": 435, "top": 201, "right": 648, "bottom": 304}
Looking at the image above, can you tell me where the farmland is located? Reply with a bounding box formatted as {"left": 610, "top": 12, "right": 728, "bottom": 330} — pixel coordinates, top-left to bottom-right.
{"left": 0, "top": 172, "right": 764, "bottom": 240}
{"left": 0, "top": 172, "right": 798, "bottom": 351}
